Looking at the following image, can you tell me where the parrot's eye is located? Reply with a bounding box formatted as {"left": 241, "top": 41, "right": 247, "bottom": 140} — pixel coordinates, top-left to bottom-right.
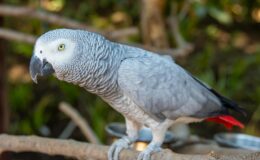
{"left": 58, "top": 44, "right": 65, "bottom": 51}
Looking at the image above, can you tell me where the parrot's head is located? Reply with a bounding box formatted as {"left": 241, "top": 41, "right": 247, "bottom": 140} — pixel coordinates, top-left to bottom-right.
{"left": 29, "top": 28, "right": 107, "bottom": 84}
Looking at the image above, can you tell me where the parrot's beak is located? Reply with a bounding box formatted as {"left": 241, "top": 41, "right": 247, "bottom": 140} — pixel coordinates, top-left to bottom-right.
{"left": 29, "top": 55, "right": 55, "bottom": 83}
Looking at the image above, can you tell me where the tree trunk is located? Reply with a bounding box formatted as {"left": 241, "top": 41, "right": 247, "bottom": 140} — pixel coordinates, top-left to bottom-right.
{"left": 141, "top": 0, "right": 169, "bottom": 48}
{"left": 0, "top": 15, "right": 9, "bottom": 133}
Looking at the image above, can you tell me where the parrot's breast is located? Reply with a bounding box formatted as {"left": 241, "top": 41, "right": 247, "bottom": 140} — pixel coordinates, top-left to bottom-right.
{"left": 108, "top": 95, "right": 161, "bottom": 127}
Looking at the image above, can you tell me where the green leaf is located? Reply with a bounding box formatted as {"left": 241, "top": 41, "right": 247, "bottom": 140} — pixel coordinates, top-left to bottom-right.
{"left": 209, "top": 7, "right": 233, "bottom": 25}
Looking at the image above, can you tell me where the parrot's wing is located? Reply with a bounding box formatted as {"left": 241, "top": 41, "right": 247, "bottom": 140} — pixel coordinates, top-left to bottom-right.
{"left": 118, "top": 54, "right": 223, "bottom": 122}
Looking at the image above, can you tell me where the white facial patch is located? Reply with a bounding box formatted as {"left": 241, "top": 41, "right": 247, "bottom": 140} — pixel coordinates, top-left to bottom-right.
{"left": 34, "top": 38, "right": 76, "bottom": 68}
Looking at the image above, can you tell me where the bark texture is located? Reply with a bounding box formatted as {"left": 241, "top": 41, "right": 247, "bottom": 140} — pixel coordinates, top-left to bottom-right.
{"left": 141, "top": 0, "right": 169, "bottom": 48}
{"left": 0, "top": 134, "right": 259, "bottom": 160}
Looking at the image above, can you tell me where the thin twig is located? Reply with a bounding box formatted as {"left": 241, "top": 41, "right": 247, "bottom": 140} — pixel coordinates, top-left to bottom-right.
{"left": 59, "top": 102, "right": 100, "bottom": 144}
{"left": 59, "top": 120, "right": 77, "bottom": 139}
{"left": 169, "top": 2, "right": 187, "bottom": 47}
{"left": 179, "top": 0, "right": 192, "bottom": 21}
{"left": 1, "top": 134, "right": 258, "bottom": 160}
{"left": 167, "top": 2, "right": 194, "bottom": 57}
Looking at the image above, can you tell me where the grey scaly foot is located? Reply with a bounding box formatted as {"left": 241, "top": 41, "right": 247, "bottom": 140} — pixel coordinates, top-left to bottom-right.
{"left": 137, "top": 142, "right": 162, "bottom": 160}
{"left": 108, "top": 136, "right": 132, "bottom": 160}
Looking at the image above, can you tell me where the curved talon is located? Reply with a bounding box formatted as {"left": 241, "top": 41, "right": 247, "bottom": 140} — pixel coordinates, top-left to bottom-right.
{"left": 137, "top": 152, "right": 150, "bottom": 160}
{"left": 108, "top": 137, "right": 132, "bottom": 160}
{"left": 114, "top": 146, "right": 124, "bottom": 160}
{"left": 108, "top": 145, "right": 116, "bottom": 160}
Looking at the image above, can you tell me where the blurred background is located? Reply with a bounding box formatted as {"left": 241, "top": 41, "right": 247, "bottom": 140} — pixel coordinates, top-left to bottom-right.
{"left": 0, "top": 0, "right": 259, "bottom": 144}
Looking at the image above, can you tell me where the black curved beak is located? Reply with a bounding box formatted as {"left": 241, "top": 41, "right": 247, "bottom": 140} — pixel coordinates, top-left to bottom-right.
{"left": 29, "top": 55, "right": 55, "bottom": 83}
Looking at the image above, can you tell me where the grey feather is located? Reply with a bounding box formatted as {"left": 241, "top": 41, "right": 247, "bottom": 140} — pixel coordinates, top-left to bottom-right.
{"left": 34, "top": 28, "right": 240, "bottom": 124}
{"left": 32, "top": 29, "right": 245, "bottom": 159}
{"left": 118, "top": 49, "right": 223, "bottom": 121}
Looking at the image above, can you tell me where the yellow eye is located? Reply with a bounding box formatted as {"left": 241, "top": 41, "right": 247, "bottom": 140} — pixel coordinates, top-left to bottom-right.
{"left": 58, "top": 44, "right": 65, "bottom": 51}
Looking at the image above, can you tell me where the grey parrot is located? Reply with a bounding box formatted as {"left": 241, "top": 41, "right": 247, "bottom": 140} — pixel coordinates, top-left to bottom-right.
{"left": 29, "top": 29, "right": 245, "bottom": 160}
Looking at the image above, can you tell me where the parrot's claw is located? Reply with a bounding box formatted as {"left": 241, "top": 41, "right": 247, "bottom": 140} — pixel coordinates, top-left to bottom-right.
{"left": 137, "top": 143, "right": 162, "bottom": 160}
{"left": 108, "top": 137, "right": 132, "bottom": 160}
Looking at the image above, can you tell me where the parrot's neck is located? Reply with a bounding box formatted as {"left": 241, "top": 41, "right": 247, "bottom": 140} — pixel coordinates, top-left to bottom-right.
{"left": 79, "top": 42, "right": 129, "bottom": 100}
{"left": 82, "top": 42, "right": 149, "bottom": 101}
{"left": 59, "top": 38, "right": 150, "bottom": 102}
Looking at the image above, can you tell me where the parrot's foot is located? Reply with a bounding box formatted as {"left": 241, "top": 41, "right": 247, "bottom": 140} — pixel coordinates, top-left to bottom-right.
{"left": 137, "top": 143, "right": 162, "bottom": 160}
{"left": 108, "top": 136, "right": 132, "bottom": 160}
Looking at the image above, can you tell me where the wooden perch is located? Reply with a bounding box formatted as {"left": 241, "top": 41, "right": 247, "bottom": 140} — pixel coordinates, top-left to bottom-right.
{"left": 59, "top": 102, "right": 100, "bottom": 144}
{"left": 0, "top": 134, "right": 259, "bottom": 160}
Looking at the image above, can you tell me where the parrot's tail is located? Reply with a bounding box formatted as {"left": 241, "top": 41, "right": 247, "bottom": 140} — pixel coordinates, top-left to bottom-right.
{"left": 206, "top": 89, "right": 246, "bottom": 130}
{"left": 187, "top": 71, "right": 247, "bottom": 116}
{"left": 210, "top": 89, "right": 247, "bottom": 117}
{"left": 187, "top": 71, "right": 246, "bottom": 129}
{"left": 206, "top": 115, "right": 244, "bottom": 130}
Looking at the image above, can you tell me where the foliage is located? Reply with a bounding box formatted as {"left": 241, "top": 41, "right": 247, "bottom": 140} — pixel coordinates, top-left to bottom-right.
{"left": 3, "top": 0, "right": 260, "bottom": 142}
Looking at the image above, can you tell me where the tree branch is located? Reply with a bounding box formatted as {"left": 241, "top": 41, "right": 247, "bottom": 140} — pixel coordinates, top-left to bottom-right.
{"left": 0, "top": 4, "right": 192, "bottom": 57}
{"left": 106, "top": 27, "right": 139, "bottom": 40}
{"left": 179, "top": 0, "right": 192, "bottom": 21}
{"left": 167, "top": 2, "right": 194, "bottom": 57}
{"left": 59, "top": 102, "right": 100, "bottom": 144}
{"left": 0, "top": 4, "right": 138, "bottom": 39}
{"left": 140, "top": 0, "right": 169, "bottom": 48}
{"left": 1, "top": 134, "right": 258, "bottom": 160}
{"left": 0, "top": 4, "right": 97, "bottom": 32}
{"left": 0, "top": 28, "right": 36, "bottom": 44}
{"left": 59, "top": 120, "right": 77, "bottom": 139}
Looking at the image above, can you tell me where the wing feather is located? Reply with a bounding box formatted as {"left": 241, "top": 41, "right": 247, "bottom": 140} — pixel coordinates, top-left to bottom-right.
{"left": 118, "top": 54, "right": 223, "bottom": 121}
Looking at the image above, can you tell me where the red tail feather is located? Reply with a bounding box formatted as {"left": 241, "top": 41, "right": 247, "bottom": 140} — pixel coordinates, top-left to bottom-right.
{"left": 206, "top": 115, "right": 244, "bottom": 130}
